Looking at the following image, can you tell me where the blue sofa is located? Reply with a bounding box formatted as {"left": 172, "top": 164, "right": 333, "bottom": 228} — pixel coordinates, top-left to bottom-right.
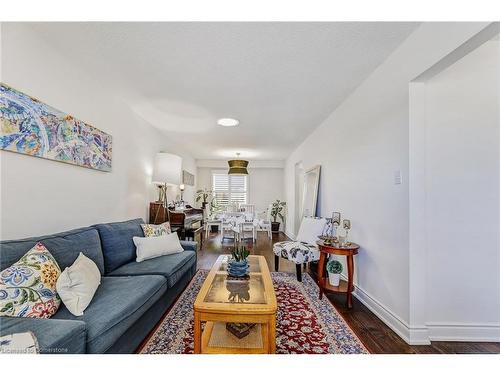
{"left": 0, "top": 218, "right": 198, "bottom": 354}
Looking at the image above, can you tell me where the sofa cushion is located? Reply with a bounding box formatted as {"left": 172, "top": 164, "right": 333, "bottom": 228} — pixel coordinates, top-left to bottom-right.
{"left": 108, "top": 251, "right": 196, "bottom": 288}
{"left": 141, "top": 222, "right": 171, "bottom": 237}
{"left": 0, "top": 227, "right": 105, "bottom": 275}
{"left": 0, "top": 316, "right": 86, "bottom": 354}
{"left": 1, "top": 242, "right": 61, "bottom": 318}
{"left": 179, "top": 240, "right": 198, "bottom": 252}
{"left": 93, "top": 218, "right": 145, "bottom": 274}
{"left": 53, "top": 275, "right": 167, "bottom": 354}
{"left": 133, "top": 232, "right": 184, "bottom": 262}
{"left": 56, "top": 253, "right": 101, "bottom": 317}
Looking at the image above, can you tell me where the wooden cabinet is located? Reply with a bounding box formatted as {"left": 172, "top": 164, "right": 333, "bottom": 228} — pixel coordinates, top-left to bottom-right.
{"left": 149, "top": 202, "right": 168, "bottom": 224}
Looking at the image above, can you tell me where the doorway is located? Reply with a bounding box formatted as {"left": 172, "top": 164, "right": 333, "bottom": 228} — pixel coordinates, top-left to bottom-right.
{"left": 294, "top": 161, "right": 304, "bottom": 236}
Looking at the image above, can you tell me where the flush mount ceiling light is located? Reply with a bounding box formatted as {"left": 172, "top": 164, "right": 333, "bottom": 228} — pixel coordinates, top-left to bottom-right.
{"left": 217, "top": 118, "right": 239, "bottom": 127}
{"left": 228, "top": 153, "right": 249, "bottom": 175}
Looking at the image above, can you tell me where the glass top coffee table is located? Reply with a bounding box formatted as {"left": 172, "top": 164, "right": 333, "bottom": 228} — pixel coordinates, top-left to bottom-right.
{"left": 193, "top": 255, "right": 277, "bottom": 354}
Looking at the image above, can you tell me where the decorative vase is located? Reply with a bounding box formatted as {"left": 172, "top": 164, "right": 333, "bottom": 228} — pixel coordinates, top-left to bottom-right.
{"left": 227, "top": 259, "right": 249, "bottom": 277}
{"left": 271, "top": 222, "right": 281, "bottom": 233}
{"left": 328, "top": 272, "right": 340, "bottom": 287}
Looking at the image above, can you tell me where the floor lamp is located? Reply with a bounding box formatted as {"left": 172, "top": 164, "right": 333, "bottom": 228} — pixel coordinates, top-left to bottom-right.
{"left": 152, "top": 152, "right": 182, "bottom": 223}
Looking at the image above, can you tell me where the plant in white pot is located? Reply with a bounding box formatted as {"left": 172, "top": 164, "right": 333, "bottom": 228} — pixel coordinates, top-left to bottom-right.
{"left": 326, "top": 259, "right": 343, "bottom": 287}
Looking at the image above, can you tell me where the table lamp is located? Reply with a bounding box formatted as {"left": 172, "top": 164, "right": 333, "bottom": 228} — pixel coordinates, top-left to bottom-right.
{"left": 179, "top": 184, "right": 185, "bottom": 202}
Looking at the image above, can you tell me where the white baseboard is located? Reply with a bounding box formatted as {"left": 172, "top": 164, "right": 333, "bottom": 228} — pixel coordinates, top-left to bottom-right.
{"left": 346, "top": 277, "right": 415, "bottom": 345}
{"left": 427, "top": 323, "right": 500, "bottom": 342}
{"left": 341, "top": 275, "right": 499, "bottom": 344}
{"left": 284, "top": 230, "right": 296, "bottom": 240}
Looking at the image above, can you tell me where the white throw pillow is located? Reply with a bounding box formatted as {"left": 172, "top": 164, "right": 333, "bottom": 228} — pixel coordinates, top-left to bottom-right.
{"left": 297, "top": 217, "right": 327, "bottom": 246}
{"left": 56, "top": 252, "right": 101, "bottom": 317}
{"left": 133, "top": 232, "right": 184, "bottom": 262}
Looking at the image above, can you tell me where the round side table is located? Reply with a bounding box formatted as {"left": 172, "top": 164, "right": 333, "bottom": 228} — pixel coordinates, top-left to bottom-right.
{"left": 316, "top": 240, "right": 360, "bottom": 308}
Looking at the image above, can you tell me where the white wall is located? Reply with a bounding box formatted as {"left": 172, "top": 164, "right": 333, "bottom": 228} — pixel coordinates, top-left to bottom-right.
{"left": 0, "top": 23, "right": 196, "bottom": 240}
{"left": 284, "top": 22, "right": 492, "bottom": 343}
{"left": 196, "top": 164, "right": 285, "bottom": 214}
{"left": 423, "top": 40, "right": 499, "bottom": 338}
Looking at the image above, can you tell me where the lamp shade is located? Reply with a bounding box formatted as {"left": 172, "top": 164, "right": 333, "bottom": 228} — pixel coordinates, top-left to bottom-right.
{"left": 152, "top": 152, "right": 182, "bottom": 185}
{"left": 228, "top": 159, "right": 249, "bottom": 175}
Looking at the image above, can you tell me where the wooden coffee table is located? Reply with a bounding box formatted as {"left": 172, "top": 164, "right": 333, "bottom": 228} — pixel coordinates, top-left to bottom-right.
{"left": 193, "top": 255, "right": 277, "bottom": 354}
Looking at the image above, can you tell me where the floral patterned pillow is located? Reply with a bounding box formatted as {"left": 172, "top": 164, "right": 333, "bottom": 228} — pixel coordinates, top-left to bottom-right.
{"left": 141, "top": 222, "right": 171, "bottom": 237}
{"left": 0, "top": 242, "right": 61, "bottom": 318}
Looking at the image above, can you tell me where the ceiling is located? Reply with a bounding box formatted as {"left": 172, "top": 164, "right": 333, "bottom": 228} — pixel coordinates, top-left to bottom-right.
{"left": 28, "top": 22, "right": 419, "bottom": 160}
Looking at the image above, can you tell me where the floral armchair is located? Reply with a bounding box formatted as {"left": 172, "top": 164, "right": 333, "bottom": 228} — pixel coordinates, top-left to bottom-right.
{"left": 273, "top": 217, "right": 327, "bottom": 281}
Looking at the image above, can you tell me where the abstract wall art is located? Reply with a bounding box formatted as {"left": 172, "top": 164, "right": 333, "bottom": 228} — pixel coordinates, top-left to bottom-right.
{"left": 0, "top": 83, "right": 112, "bottom": 172}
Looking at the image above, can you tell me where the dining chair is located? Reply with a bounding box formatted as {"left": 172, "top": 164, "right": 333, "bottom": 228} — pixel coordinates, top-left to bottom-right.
{"left": 240, "top": 214, "right": 256, "bottom": 243}
{"left": 255, "top": 205, "right": 272, "bottom": 239}
{"left": 239, "top": 204, "right": 255, "bottom": 214}
{"left": 221, "top": 213, "right": 239, "bottom": 243}
{"left": 225, "top": 203, "right": 238, "bottom": 213}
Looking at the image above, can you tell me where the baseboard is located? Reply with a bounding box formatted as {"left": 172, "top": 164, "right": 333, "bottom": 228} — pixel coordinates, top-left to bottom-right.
{"left": 427, "top": 323, "right": 500, "bottom": 342}
{"left": 341, "top": 276, "right": 499, "bottom": 344}
{"left": 284, "top": 230, "right": 296, "bottom": 240}
{"left": 346, "top": 277, "right": 414, "bottom": 344}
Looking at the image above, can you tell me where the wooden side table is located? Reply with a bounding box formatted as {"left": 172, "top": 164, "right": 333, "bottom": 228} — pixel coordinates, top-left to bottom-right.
{"left": 316, "top": 240, "right": 360, "bottom": 308}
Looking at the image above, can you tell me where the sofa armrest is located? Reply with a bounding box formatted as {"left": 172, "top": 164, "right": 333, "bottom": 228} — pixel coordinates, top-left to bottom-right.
{"left": 0, "top": 316, "right": 87, "bottom": 354}
{"left": 180, "top": 240, "right": 198, "bottom": 252}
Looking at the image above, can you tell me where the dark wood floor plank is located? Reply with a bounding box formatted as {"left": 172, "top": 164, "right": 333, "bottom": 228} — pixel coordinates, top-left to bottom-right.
{"left": 197, "top": 231, "right": 500, "bottom": 354}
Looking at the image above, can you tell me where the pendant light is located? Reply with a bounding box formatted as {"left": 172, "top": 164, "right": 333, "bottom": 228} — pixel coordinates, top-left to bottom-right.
{"left": 228, "top": 153, "right": 249, "bottom": 175}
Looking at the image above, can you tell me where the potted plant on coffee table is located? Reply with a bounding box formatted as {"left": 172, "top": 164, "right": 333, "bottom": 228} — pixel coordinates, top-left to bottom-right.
{"left": 270, "top": 199, "right": 286, "bottom": 233}
{"left": 228, "top": 245, "right": 250, "bottom": 277}
{"left": 326, "top": 259, "right": 343, "bottom": 287}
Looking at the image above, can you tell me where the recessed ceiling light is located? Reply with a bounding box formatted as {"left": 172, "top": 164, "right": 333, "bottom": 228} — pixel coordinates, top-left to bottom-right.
{"left": 217, "top": 118, "right": 239, "bottom": 127}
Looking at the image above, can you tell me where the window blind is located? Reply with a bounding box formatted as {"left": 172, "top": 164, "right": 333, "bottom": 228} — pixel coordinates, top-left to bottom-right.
{"left": 212, "top": 171, "right": 248, "bottom": 207}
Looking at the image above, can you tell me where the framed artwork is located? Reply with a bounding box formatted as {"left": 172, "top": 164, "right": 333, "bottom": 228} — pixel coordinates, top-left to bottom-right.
{"left": 332, "top": 211, "right": 341, "bottom": 226}
{"left": 182, "top": 170, "right": 195, "bottom": 186}
{"left": 0, "top": 83, "right": 112, "bottom": 172}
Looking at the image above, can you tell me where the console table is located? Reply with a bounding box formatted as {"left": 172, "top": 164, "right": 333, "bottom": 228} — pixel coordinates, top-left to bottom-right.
{"left": 316, "top": 240, "right": 360, "bottom": 308}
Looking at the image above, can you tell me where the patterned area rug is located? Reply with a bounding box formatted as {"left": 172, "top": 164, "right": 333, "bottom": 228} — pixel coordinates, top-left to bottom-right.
{"left": 140, "top": 270, "right": 368, "bottom": 354}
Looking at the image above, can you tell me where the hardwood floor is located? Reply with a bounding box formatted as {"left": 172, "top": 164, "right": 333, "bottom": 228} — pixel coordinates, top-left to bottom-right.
{"left": 197, "top": 231, "right": 500, "bottom": 354}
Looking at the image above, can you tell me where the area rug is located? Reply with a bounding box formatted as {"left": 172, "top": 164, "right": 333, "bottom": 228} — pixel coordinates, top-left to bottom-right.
{"left": 140, "top": 270, "right": 368, "bottom": 354}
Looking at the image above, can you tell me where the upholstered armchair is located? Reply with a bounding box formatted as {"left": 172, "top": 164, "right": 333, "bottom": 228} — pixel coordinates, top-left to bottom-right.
{"left": 273, "top": 216, "right": 327, "bottom": 281}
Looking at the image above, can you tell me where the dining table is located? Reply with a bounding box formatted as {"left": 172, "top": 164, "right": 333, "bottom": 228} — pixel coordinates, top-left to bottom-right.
{"left": 217, "top": 212, "right": 263, "bottom": 242}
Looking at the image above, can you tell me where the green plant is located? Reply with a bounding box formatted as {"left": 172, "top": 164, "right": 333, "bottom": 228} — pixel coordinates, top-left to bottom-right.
{"left": 231, "top": 245, "right": 250, "bottom": 262}
{"left": 195, "top": 188, "right": 212, "bottom": 204}
{"left": 270, "top": 199, "right": 286, "bottom": 223}
{"left": 326, "top": 260, "right": 343, "bottom": 274}
{"left": 209, "top": 196, "right": 218, "bottom": 212}
{"left": 208, "top": 196, "right": 224, "bottom": 218}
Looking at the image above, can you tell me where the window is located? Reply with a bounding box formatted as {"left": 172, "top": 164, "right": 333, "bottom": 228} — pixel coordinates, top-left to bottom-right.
{"left": 212, "top": 170, "right": 248, "bottom": 207}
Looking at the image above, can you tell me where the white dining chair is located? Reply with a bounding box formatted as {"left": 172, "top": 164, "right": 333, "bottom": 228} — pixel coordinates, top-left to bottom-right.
{"left": 225, "top": 203, "right": 238, "bottom": 213}
{"left": 221, "top": 213, "right": 240, "bottom": 243}
{"left": 205, "top": 217, "right": 221, "bottom": 238}
{"left": 239, "top": 204, "right": 255, "bottom": 214}
{"left": 240, "top": 214, "right": 256, "bottom": 243}
{"left": 255, "top": 205, "right": 272, "bottom": 239}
